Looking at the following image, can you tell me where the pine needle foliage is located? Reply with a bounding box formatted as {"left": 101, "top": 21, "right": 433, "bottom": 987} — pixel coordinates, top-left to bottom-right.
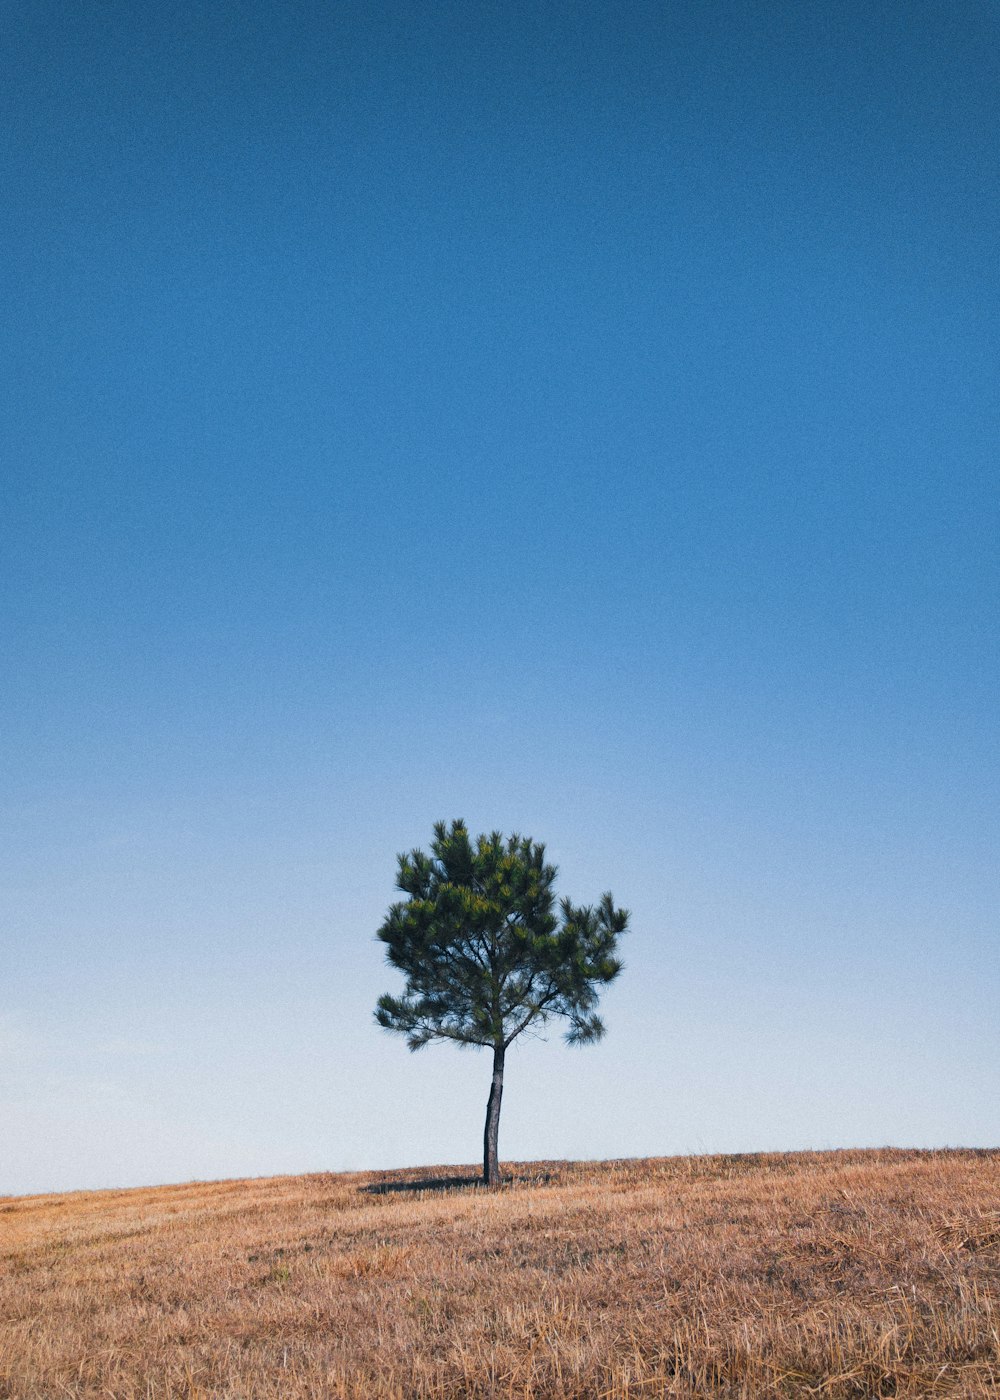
{"left": 375, "top": 820, "right": 628, "bottom": 1050}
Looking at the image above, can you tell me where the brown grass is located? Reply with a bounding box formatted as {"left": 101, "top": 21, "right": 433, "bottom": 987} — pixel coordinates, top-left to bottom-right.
{"left": 1, "top": 1149, "right": 998, "bottom": 1398}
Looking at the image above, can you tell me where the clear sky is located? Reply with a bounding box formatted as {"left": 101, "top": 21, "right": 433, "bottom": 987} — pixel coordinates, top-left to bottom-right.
{"left": 3, "top": 0, "right": 997, "bottom": 1195}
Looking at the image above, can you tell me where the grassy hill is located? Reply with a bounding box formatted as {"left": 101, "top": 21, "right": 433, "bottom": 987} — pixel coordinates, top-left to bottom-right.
{"left": 1, "top": 1149, "right": 997, "bottom": 1398}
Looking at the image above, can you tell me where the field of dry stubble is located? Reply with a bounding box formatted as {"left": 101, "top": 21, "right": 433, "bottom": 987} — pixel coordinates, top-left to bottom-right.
{"left": 1, "top": 1148, "right": 998, "bottom": 1399}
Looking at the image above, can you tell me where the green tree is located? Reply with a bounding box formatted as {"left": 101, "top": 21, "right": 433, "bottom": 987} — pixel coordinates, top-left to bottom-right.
{"left": 375, "top": 819, "right": 629, "bottom": 1186}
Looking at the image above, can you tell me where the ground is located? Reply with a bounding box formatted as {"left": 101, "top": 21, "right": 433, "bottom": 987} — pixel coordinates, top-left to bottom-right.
{"left": 1, "top": 1149, "right": 997, "bottom": 1397}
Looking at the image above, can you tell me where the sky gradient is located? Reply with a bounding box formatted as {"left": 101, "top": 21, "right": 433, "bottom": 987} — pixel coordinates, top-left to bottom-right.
{"left": 3, "top": 0, "right": 998, "bottom": 1195}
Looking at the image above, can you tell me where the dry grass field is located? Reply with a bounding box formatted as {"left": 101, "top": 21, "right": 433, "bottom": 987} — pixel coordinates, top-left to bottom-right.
{"left": 1, "top": 1149, "right": 997, "bottom": 1399}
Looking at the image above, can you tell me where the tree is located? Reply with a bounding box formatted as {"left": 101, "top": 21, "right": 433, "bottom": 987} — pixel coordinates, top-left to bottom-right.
{"left": 375, "top": 819, "right": 629, "bottom": 1187}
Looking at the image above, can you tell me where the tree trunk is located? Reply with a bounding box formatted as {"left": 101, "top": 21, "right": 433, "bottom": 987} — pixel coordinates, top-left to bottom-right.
{"left": 482, "top": 1043, "right": 505, "bottom": 1187}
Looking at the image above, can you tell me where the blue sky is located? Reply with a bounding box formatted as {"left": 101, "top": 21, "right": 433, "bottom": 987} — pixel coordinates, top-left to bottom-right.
{"left": 3, "top": 0, "right": 997, "bottom": 1194}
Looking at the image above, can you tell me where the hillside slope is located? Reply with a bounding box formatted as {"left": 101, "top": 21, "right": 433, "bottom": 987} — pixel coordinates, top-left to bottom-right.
{"left": 1, "top": 1149, "right": 998, "bottom": 1398}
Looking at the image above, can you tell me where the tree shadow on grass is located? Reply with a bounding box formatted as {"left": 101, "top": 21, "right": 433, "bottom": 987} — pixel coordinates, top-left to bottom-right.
{"left": 361, "top": 1169, "right": 560, "bottom": 1197}
{"left": 362, "top": 1175, "right": 484, "bottom": 1196}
